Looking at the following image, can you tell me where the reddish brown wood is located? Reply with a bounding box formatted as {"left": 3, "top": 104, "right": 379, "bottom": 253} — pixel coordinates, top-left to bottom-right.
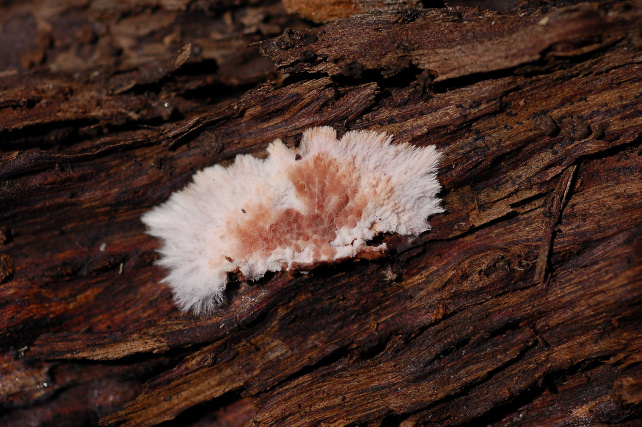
{"left": 1, "top": 1, "right": 640, "bottom": 426}
{"left": 282, "top": 0, "right": 423, "bottom": 22}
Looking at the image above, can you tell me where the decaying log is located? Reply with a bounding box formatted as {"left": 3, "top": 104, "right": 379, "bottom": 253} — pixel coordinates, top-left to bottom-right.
{"left": 1, "top": 0, "right": 641, "bottom": 426}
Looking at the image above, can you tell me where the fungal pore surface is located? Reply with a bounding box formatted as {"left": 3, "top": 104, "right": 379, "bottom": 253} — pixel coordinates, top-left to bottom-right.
{"left": 142, "top": 126, "right": 442, "bottom": 314}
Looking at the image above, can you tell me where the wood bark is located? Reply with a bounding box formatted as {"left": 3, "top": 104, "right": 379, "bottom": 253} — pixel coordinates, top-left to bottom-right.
{"left": 282, "top": 0, "right": 423, "bottom": 22}
{"left": 1, "top": 1, "right": 641, "bottom": 426}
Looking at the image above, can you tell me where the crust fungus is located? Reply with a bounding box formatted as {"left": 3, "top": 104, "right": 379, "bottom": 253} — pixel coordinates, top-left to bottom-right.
{"left": 142, "top": 126, "right": 442, "bottom": 314}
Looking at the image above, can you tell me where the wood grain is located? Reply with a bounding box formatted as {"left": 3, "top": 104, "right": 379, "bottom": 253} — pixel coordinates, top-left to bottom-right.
{"left": 1, "top": 1, "right": 640, "bottom": 425}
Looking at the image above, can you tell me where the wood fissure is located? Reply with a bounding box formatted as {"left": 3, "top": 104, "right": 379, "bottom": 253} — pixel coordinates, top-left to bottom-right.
{"left": 1, "top": 1, "right": 640, "bottom": 426}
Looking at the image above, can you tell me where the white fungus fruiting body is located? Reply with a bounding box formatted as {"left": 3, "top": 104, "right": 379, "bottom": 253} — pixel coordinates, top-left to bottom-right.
{"left": 142, "top": 126, "right": 442, "bottom": 314}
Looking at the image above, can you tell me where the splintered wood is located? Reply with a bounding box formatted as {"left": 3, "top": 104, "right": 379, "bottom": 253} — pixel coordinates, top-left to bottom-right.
{"left": 1, "top": 1, "right": 640, "bottom": 426}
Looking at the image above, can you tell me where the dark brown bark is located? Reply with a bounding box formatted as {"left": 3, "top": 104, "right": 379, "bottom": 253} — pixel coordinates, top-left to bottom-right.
{"left": 281, "top": 0, "right": 423, "bottom": 22}
{"left": 1, "top": 1, "right": 640, "bottom": 426}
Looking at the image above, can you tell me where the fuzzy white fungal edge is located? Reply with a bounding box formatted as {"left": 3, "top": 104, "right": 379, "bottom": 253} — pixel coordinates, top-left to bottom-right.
{"left": 142, "top": 126, "right": 442, "bottom": 314}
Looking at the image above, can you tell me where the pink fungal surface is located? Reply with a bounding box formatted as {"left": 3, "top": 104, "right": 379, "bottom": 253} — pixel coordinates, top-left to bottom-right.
{"left": 142, "top": 126, "right": 442, "bottom": 314}
{"left": 234, "top": 152, "right": 365, "bottom": 263}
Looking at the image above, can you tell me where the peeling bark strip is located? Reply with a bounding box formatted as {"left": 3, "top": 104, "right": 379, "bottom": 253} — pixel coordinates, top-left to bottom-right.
{"left": 1, "top": 1, "right": 641, "bottom": 426}
{"left": 263, "top": 2, "right": 640, "bottom": 82}
{"left": 534, "top": 164, "right": 577, "bottom": 283}
{"left": 282, "top": 0, "right": 423, "bottom": 22}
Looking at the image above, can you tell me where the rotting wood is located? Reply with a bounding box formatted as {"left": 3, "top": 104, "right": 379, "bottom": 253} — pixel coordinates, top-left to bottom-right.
{"left": 282, "top": 0, "right": 423, "bottom": 22}
{"left": 1, "top": 1, "right": 641, "bottom": 426}
{"left": 533, "top": 164, "right": 577, "bottom": 284}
